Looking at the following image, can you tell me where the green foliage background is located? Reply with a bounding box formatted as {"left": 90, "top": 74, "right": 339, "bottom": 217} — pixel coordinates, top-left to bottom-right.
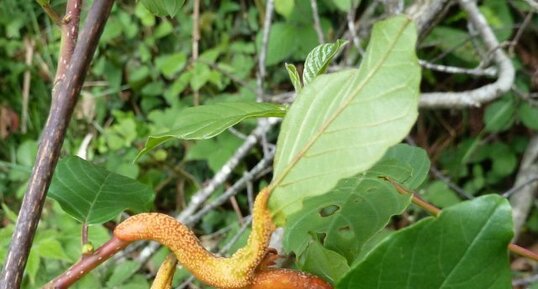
{"left": 0, "top": 0, "right": 537, "bottom": 288}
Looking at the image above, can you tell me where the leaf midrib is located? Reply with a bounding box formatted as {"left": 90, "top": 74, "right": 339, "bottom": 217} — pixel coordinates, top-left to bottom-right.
{"left": 85, "top": 173, "right": 112, "bottom": 223}
{"left": 269, "top": 19, "right": 412, "bottom": 199}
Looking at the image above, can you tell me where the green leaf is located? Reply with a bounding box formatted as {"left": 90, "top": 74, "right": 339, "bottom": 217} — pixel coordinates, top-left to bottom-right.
{"left": 275, "top": 0, "right": 295, "bottom": 18}
{"left": 155, "top": 52, "right": 187, "bottom": 79}
{"left": 140, "top": 0, "right": 185, "bottom": 17}
{"left": 35, "top": 238, "right": 70, "bottom": 260}
{"left": 186, "top": 132, "right": 243, "bottom": 172}
{"left": 106, "top": 261, "right": 140, "bottom": 286}
{"left": 285, "top": 63, "right": 302, "bottom": 93}
{"left": 26, "top": 251, "right": 40, "bottom": 285}
{"left": 303, "top": 39, "right": 348, "bottom": 85}
{"left": 269, "top": 16, "right": 420, "bottom": 223}
{"left": 297, "top": 241, "right": 349, "bottom": 284}
{"left": 284, "top": 144, "right": 429, "bottom": 263}
{"left": 337, "top": 195, "right": 513, "bottom": 289}
{"left": 137, "top": 102, "right": 286, "bottom": 159}
{"left": 484, "top": 96, "right": 515, "bottom": 132}
{"left": 518, "top": 102, "right": 538, "bottom": 130}
{"left": 48, "top": 156, "right": 154, "bottom": 224}
{"left": 422, "top": 181, "right": 461, "bottom": 208}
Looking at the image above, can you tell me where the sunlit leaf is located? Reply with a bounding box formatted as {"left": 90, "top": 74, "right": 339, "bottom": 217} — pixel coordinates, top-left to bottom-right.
{"left": 137, "top": 102, "right": 286, "bottom": 159}
{"left": 269, "top": 16, "right": 420, "bottom": 223}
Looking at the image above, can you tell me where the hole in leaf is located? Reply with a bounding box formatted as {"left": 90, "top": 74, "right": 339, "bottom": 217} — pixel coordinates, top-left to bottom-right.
{"left": 338, "top": 225, "right": 354, "bottom": 239}
{"left": 319, "top": 205, "right": 340, "bottom": 217}
{"left": 315, "top": 232, "right": 327, "bottom": 244}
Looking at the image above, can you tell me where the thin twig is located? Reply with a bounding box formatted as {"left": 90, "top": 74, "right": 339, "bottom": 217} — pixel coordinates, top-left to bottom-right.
{"left": 420, "top": 0, "right": 515, "bottom": 108}
{"left": 419, "top": 59, "right": 497, "bottom": 77}
{"left": 36, "top": 0, "right": 62, "bottom": 25}
{"left": 256, "top": 0, "right": 274, "bottom": 102}
{"left": 192, "top": 0, "right": 200, "bottom": 106}
{"left": 509, "top": 135, "right": 538, "bottom": 239}
{"left": 22, "top": 37, "right": 35, "bottom": 134}
{"left": 310, "top": 0, "right": 324, "bottom": 44}
{"left": 346, "top": 6, "right": 364, "bottom": 56}
{"left": 0, "top": 1, "right": 115, "bottom": 288}
{"left": 508, "top": 10, "right": 534, "bottom": 55}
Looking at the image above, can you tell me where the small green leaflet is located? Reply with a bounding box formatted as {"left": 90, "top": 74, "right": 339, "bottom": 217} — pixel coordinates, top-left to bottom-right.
{"left": 337, "top": 195, "right": 513, "bottom": 289}
{"left": 285, "top": 63, "right": 302, "bottom": 93}
{"left": 48, "top": 156, "right": 154, "bottom": 224}
{"left": 140, "top": 0, "right": 185, "bottom": 17}
{"left": 137, "top": 102, "right": 286, "bottom": 159}
{"left": 303, "top": 39, "right": 348, "bottom": 85}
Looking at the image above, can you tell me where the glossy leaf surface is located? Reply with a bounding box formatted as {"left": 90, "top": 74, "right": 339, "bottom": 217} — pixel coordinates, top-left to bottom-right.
{"left": 338, "top": 195, "right": 513, "bottom": 289}
{"left": 48, "top": 157, "right": 154, "bottom": 224}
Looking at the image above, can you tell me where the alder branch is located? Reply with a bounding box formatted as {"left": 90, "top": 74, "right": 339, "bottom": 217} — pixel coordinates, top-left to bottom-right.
{"left": 0, "top": 1, "right": 115, "bottom": 288}
{"left": 419, "top": 0, "right": 515, "bottom": 108}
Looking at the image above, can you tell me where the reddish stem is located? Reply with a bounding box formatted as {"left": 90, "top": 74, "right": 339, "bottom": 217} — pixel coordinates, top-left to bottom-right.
{"left": 43, "top": 237, "right": 130, "bottom": 289}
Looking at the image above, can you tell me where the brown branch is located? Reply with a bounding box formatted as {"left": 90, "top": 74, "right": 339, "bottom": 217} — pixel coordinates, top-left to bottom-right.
{"left": 0, "top": 1, "right": 115, "bottom": 288}
{"left": 53, "top": 0, "right": 83, "bottom": 98}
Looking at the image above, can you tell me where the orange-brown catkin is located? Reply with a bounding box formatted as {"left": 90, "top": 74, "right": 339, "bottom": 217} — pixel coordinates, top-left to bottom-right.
{"left": 114, "top": 188, "right": 275, "bottom": 289}
{"left": 244, "top": 269, "right": 333, "bottom": 289}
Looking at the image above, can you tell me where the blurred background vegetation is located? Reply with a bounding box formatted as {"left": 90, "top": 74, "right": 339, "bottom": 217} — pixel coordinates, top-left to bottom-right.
{"left": 1, "top": 0, "right": 538, "bottom": 288}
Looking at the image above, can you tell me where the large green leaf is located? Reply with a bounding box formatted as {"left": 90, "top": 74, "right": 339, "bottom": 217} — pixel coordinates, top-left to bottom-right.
{"left": 268, "top": 16, "right": 420, "bottom": 223}
{"left": 137, "top": 102, "right": 286, "bottom": 159}
{"left": 338, "top": 195, "right": 513, "bottom": 289}
{"left": 284, "top": 144, "right": 429, "bottom": 263}
{"left": 48, "top": 156, "right": 154, "bottom": 224}
{"left": 303, "top": 39, "right": 347, "bottom": 85}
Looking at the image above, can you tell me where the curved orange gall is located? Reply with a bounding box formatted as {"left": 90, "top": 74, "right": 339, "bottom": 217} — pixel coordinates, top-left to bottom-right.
{"left": 114, "top": 188, "right": 274, "bottom": 289}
